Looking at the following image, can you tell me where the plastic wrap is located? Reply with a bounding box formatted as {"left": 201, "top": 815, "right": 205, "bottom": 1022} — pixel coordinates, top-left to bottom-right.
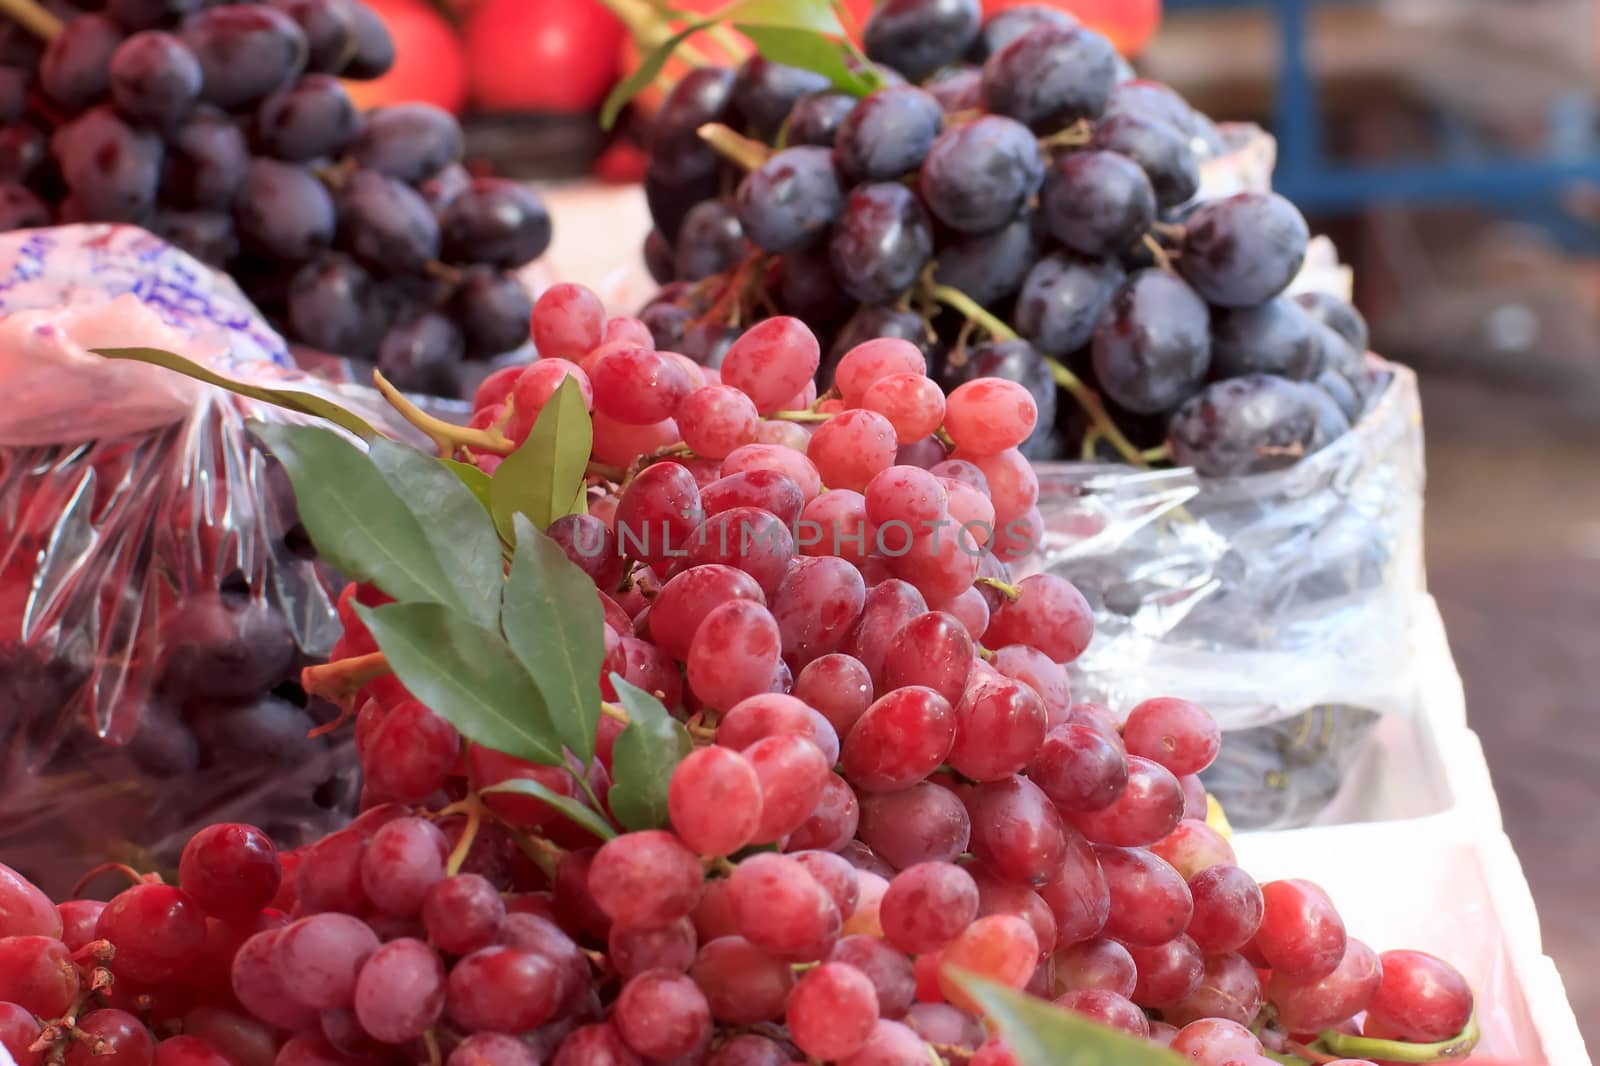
{"left": 0, "top": 225, "right": 394, "bottom": 895}
{"left": 1027, "top": 359, "right": 1426, "bottom": 828}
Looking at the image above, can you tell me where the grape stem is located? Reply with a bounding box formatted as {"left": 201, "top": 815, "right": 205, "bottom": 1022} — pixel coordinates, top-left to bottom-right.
{"left": 301, "top": 651, "right": 390, "bottom": 701}
{"left": 975, "top": 577, "right": 1021, "bottom": 602}
{"left": 1140, "top": 443, "right": 1170, "bottom": 463}
{"left": 421, "top": 1031, "right": 442, "bottom": 1066}
{"left": 372, "top": 370, "right": 513, "bottom": 457}
{"left": 1141, "top": 233, "right": 1175, "bottom": 272}
{"left": 600, "top": 702, "right": 631, "bottom": 724}
{"left": 1037, "top": 119, "right": 1092, "bottom": 150}
{"left": 1311, "top": 1011, "right": 1480, "bottom": 1062}
{"left": 1043, "top": 358, "right": 1149, "bottom": 468}
{"left": 766, "top": 409, "right": 834, "bottom": 423}
{"left": 0, "top": 0, "right": 61, "bottom": 39}
{"left": 443, "top": 799, "right": 483, "bottom": 877}
{"left": 68, "top": 863, "right": 154, "bottom": 899}
{"left": 697, "top": 122, "right": 772, "bottom": 172}
{"left": 920, "top": 271, "right": 1018, "bottom": 344}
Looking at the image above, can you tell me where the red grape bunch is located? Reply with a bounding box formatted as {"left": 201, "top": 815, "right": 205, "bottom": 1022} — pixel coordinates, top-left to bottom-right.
{"left": 634, "top": 0, "right": 1375, "bottom": 477}
{"left": 0, "top": 282, "right": 1480, "bottom": 1066}
{"left": 0, "top": 0, "right": 549, "bottom": 399}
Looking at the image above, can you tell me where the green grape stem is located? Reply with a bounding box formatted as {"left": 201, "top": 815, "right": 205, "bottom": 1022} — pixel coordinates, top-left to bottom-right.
{"left": 0, "top": 0, "right": 62, "bottom": 39}
{"left": 1313, "top": 1011, "right": 1481, "bottom": 1063}
{"left": 698, "top": 122, "right": 773, "bottom": 172}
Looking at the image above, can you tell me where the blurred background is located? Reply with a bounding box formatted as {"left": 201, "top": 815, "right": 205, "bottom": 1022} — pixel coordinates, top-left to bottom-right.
{"left": 249, "top": 0, "right": 1600, "bottom": 1050}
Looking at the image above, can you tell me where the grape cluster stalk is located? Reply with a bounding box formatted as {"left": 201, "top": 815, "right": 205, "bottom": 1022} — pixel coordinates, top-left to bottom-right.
{"left": 0, "top": 279, "right": 1479, "bottom": 1066}
{"left": 637, "top": 0, "right": 1377, "bottom": 476}
{"left": 0, "top": 0, "right": 550, "bottom": 398}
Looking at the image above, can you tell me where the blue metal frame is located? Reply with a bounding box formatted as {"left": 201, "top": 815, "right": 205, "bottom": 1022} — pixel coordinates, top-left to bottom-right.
{"left": 1160, "top": 0, "right": 1600, "bottom": 246}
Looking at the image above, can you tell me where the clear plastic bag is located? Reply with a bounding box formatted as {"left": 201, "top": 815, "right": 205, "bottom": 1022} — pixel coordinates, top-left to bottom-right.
{"left": 1027, "top": 361, "right": 1426, "bottom": 828}
{"left": 0, "top": 225, "right": 395, "bottom": 895}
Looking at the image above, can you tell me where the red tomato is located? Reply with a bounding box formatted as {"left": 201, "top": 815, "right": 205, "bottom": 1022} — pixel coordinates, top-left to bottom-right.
{"left": 983, "top": 0, "right": 1162, "bottom": 56}
{"left": 466, "top": 0, "right": 626, "bottom": 114}
{"left": 344, "top": 0, "right": 468, "bottom": 113}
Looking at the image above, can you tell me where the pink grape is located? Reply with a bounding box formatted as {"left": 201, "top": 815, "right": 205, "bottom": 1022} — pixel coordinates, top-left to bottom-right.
{"left": 946, "top": 586, "right": 991, "bottom": 640}
{"left": 1054, "top": 989, "right": 1149, "bottom": 1038}
{"left": 728, "top": 854, "right": 841, "bottom": 960}
{"left": 1152, "top": 820, "right": 1237, "bottom": 880}
{"left": 1128, "top": 934, "right": 1204, "bottom": 1007}
{"left": 808, "top": 409, "right": 899, "bottom": 493}
{"left": 720, "top": 316, "right": 821, "bottom": 413}
{"left": 669, "top": 746, "right": 764, "bottom": 857}
{"left": 1248, "top": 879, "right": 1347, "bottom": 981}
{"left": 690, "top": 936, "right": 794, "bottom": 1024}
{"left": 532, "top": 283, "right": 604, "bottom": 359}
{"left": 864, "top": 465, "right": 947, "bottom": 528}
{"left": 448, "top": 1034, "right": 539, "bottom": 1066}
{"left": 771, "top": 556, "right": 868, "bottom": 667}
{"left": 592, "top": 411, "right": 680, "bottom": 467}
{"left": 351, "top": 938, "right": 445, "bottom": 1043}
{"left": 363, "top": 699, "right": 460, "bottom": 804}
{"left": 591, "top": 346, "right": 694, "bottom": 425}
{"left": 991, "top": 645, "right": 1070, "bottom": 723}
{"left": 1187, "top": 864, "right": 1265, "bottom": 954}
{"left": 965, "top": 776, "right": 1068, "bottom": 886}
{"left": 1036, "top": 827, "right": 1110, "bottom": 946}
{"left": 1267, "top": 938, "right": 1383, "bottom": 1032}
{"left": 587, "top": 831, "right": 704, "bottom": 930}
{"left": 447, "top": 947, "right": 563, "bottom": 1032}
{"left": 972, "top": 874, "right": 1057, "bottom": 962}
{"left": 786, "top": 963, "right": 880, "bottom": 1061}
{"left": 944, "top": 379, "right": 1038, "bottom": 456}
{"left": 1123, "top": 697, "right": 1222, "bottom": 776}
{"left": 1030, "top": 723, "right": 1128, "bottom": 813}
{"left": 1363, "top": 950, "right": 1474, "bottom": 1043}
{"left": 276, "top": 913, "right": 381, "bottom": 1009}
{"left": 677, "top": 384, "right": 760, "bottom": 458}
{"left": 1066, "top": 755, "right": 1184, "bottom": 847}
{"left": 835, "top": 338, "right": 926, "bottom": 405}
{"left": 789, "top": 852, "right": 860, "bottom": 918}
{"left": 787, "top": 771, "right": 862, "bottom": 852}
{"left": 423, "top": 875, "right": 505, "bottom": 956}
{"left": 955, "top": 447, "right": 1038, "bottom": 524}
{"left": 722, "top": 444, "right": 824, "bottom": 501}
{"left": 938, "top": 914, "right": 1039, "bottom": 1009}
{"left": 880, "top": 862, "right": 979, "bottom": 954}
{"left": 828, "top": 936, "right": 916, "bottom": 1019}
{"left": 1168, "top": 952, "right": 1264, "bottom": 1028}
{"left": 949, "top": 676, "right": 1048, "bottom": 781}
{"left": 1170, "top": 1019, "right": 1264, "bottom": 1064}
{"left": 615, "top": 461, "right": 703, "bottom": 572}
{"left": 1053, "top": 938, "right": 1136, "bottom": 997}
{"left": 701, "top": 468, "right": 807, "bottom": 525}
{"left": 1096, "top": 845, "right": 1193, "bottom": 947}
{"left": 793, "top": 654, "right": 874, "bottom": 735}
{"left": 844, "top": 579, "right": 928, "bottom": 689}
{"left": 686, "top": 600, "right": 783, "bottom": 710}
{"left": 550, "top": 1023, "right": 637, "bottom": 1065}
{"left": 839, "top": 1019, "right": 930, "bottom": 1065}
{"left": 688, "top": 508, "right": 795, "bottom": 596}
{"left": 798, "top": 488, "right": 875, "bottom": 565}
{"left": 941, "top": 477, "right": 996, "bottom": 545}
{"left": 609, "top": 919, "right": 697, "bottom": 979}
{"left": 861, "top": 372, "right": 945, "bottom": 443}
{"left": 881, "top": 611, "right": 973, "bottom": 706}
{"left": 841, "top": 687, "right": 957, "bottom": 792}
{"left": 856, "top": 782, "right": 971, "bottom": 869}
{"left": 982, "top": 574, "right": 1094, "bottom": 664}
{"left": 649, "top": 564, "right": 766, "bottom": 662}
{"left": 744, "top": 734, "right": 831, "bottom": 843}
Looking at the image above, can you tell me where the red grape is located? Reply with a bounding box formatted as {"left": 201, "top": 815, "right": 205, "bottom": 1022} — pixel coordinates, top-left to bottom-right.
{"left": 1362, "top": 949, "right": 1474, "bottom": 1042}
{"left": 1122, "top": 697, "right": 1221, "bottom": 776}
{"left": 1248, "top": 879, "right": 1346, "bottom": 982}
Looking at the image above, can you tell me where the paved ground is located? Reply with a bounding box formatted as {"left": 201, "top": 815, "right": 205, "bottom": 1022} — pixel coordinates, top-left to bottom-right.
{"left": 1420, "top": 373, "right": 1600, "bottom": 1057}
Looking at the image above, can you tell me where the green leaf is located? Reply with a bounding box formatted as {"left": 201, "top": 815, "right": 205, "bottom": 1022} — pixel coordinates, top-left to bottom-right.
{"left": 490, "top": 376, "right": 593, "bottom": 538}
{"left": 480, "top": 779, "right": 616, "bottom": 842}
{"left": 443, "top": 459, "right": 494, "bottom": 512}
{"left": 736, "top": 23, "right": 876, "bottom": 95}
{"left": 368, "top": 438, "right": 503, "bottom": 628}
{"left": 357, "top": 601, "right": 564, "bottom": 768}
{"left": 954, "top": 974, "right": 1185, "bottom": 1066}
{"left": 606, "top": 676, "right": 692, "bottom": 832}
{"left": 601, "top": 18, "right": 713, "bottom": 129}
{"left": 93, "top": 347, "right": 381, "bottom": 441}
{"left": 718, "top": 0, "right": 843, "bottom": 33}
{"left": 249, "top": 423, "right": 464, "bottom": 610}
{"left": 503, "top": 515, "right": 605, "bottom": 766}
